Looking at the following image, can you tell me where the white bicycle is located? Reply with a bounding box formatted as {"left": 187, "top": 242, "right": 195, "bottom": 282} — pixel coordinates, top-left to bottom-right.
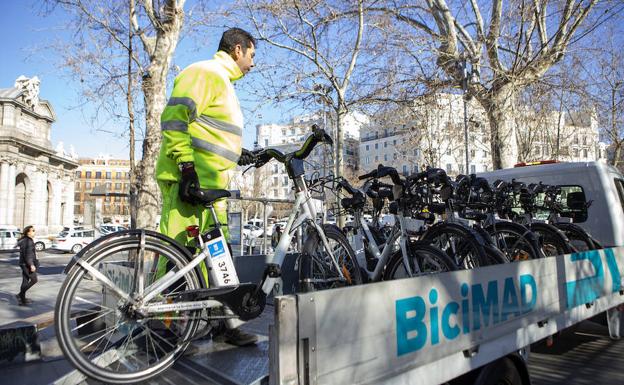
{"left": 54, "top": 125, "right": 362, "bottom": 383}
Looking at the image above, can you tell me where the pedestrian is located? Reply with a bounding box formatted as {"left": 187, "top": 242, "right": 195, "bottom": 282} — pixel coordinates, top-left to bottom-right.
{"left": 15, "top": 225, "right": 39, "bottom": 306}
{"left": 154, "top": 27, "right": 258, "bottom": 346}
{"left": 271, "top": 224, "right": 282, "bottom": 250}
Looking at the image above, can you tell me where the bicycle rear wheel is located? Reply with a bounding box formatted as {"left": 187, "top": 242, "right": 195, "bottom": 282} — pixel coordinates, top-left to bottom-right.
{"left": 299, "top": 224, "right": 363, "bottom": 292}
{"left": 421, "top": 222, "right": 490, "bottom": 269}
{"left": 384, "top": 241, "right": 458, "bottom": 280}
{"left": 554, "top": 222, "right": 600, "bottom": 251}
{"left": 55, "top": 231, "right": 204, "bottom": 384}
{"left": 529, "top": 222, "right": 575, "bottom": 256}
{"left": 486, "top": 222, "right": 541, "bottom": 261}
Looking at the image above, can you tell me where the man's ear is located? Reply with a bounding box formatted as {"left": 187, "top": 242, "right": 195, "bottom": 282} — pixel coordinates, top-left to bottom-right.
{"left": 233, "top": 44, "right": 243, "bottom": 60}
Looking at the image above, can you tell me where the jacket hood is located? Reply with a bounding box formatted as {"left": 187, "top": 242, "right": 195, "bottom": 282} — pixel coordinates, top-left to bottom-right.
{"left": 214, "top": 51, "right": 244, "bottom": 82}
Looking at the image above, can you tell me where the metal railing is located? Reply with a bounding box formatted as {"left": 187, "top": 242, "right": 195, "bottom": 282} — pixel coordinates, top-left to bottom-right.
{"left": 227, "top": 192, "right": 300, "bottom": 256}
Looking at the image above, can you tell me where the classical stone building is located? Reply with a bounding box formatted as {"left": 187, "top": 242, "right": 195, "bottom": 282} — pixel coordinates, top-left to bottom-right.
{"left": 0, "top": 76, "right": 78, "bottom": 234}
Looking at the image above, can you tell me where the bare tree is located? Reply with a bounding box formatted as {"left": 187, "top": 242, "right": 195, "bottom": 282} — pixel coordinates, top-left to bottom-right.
{"left": 230, "top": 0, "right": 366, "bottom": 181}
{"left": 48, "top": 0, "right": 187, "bottom": 228}
{"left": 374, "top": 0, "right": 612, "bottom": 169}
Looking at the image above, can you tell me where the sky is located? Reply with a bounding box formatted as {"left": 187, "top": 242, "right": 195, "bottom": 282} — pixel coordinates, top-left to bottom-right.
{"left": 0, "top": 1, "right": 282, "bottom": 160}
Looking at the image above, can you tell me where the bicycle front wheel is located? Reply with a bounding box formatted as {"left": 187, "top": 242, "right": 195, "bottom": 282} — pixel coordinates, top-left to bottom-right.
{"left": 55, "top": 231, "right": 203, "bottom": 384}
{"left": 384, "top": 241, "right": 458, "bottom": 280}
{"left": 299, "top": 224, "right": 363, "bottom": 292}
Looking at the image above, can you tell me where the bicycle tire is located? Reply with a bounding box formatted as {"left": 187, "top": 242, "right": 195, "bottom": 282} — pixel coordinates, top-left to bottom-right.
{"left": 55, "top": 231, "right": 204, "bottom": 384}
{"left": 384, "top": 241, "right": 458, "bottom": 280}
{"left": 299, "top": 224, "right": 363, "bottom": 292}
{"left": 529, "top": 222, "right": 575, "bottom": 256}
{"left": 485, "top": 221, "right": 541, "bottom": 261}
{"left": 553, "top": 222, "right": 600, "bottom": 251}
{"left": 420, "top": 222, "right": 490, "bottom": 268}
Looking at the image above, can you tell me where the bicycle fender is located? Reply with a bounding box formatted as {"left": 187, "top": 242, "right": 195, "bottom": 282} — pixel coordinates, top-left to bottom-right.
{"left": 62, "top": 229, "right": 195, "bottom": 274}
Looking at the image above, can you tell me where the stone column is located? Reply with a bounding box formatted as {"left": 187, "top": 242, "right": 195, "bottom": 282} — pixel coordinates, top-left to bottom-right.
{"left": 6, "top": 164, "right": 16, "bottom": 226}
{"left": 51, "top": 178, "right": 63, "bottom": 227}
{"left": 64, "top": 178, "right": 75, "bottom": 226}
{"left": 0, "top": 162, "right": 8, "bottom": 225}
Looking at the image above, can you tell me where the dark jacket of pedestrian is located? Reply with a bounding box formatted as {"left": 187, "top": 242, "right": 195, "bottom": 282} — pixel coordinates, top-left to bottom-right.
{"left": 18, "top": 236, "right": 39, "bottom": 269}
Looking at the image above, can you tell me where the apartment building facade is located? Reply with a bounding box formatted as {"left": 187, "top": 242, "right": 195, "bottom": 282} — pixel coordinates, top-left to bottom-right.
{"left": 74, "top": 156, "right": 131, "bottom": 224}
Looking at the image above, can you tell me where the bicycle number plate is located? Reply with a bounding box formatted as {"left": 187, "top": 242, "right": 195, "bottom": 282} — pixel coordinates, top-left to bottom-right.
{"left": 205, "top": 235, "right": 240, "bottom": 287}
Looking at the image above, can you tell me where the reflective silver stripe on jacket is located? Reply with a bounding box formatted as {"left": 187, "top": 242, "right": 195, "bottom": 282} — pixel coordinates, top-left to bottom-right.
{"left": 161, "top": 120, "right": 188, "bottom": 132}
{"left": 191, "top": 137, "right": 240, "bottom": 163}
{"left": 167, "top": 97, "right": 197, "bottom": 122}
{"left": 196, "top": 115, "right": 242, "bottom": 136}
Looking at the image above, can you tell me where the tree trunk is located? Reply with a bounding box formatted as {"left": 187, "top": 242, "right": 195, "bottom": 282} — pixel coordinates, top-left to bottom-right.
{"left": 134, "top": 11, "right": 184, "bottom": 229}
{"left": 481, "top": 86, "right": 518, "bottom": 169}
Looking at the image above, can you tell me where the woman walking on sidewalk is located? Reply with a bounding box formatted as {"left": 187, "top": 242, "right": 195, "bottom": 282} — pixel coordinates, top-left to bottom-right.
{"left": 15, "top": 225, "right": 39, "bottom": 306}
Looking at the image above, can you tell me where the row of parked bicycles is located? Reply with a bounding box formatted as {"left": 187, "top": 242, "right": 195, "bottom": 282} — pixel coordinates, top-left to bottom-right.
{"left": 53, "top": 125, "right": 600, "bottom": 383}
{"left": 313, "top": 160, "right": 601, "bottom": 289}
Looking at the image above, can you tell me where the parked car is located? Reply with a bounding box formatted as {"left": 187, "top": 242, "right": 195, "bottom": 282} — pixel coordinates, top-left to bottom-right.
{"left": 33, "top": 235, "right": 52, "bottom": 251}
{"left": 51, "top": 228, "right": 97, "bottom": 253}
{"left": 99, "top": 224, "right": 127, "bottom": 235}
{"left": 0, "top": 228, "right": 21, "bottom": 251}
{"left": 242, "top": 224, "right": 264, "bottom": 239}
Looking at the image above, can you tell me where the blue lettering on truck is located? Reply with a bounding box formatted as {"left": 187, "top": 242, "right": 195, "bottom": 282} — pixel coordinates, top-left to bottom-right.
{"left": 565, "top": 249, "right": 622, "bottom": 309}
{"left": 396, "top": 274, "right": 537, "bottom": 356}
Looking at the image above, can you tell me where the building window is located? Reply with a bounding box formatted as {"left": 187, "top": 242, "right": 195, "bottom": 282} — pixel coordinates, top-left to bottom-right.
{"left": 470, "top": 164, "right": 476, "bottom": 173}
{"left": 283, "top": 188, "right": 289, "bottom": 196}
{"left": 282, "top": 176, "right": 288, "bottom": 186}
{"left": 106, "top": 171, "right": 111, "bottom": 179}
{"left": 273, "top": 163, "right": 279, "bottom": 173}
{"left": 96, "top": 171, "right": 102, "bottom": 179}
{"left": 384, "top": 142, "right": 388, "bottom": 148}
{"left": 414, "top": 149, "right": 419, "bottom": 157}
{"left": 365, "top": 156, "right": 370, "bottom": 164}
{"left": 393, "top": 139, "right": 397, "bottom": 145}
{"left": 375, "top": 143, "right": 378, "bottom": 149}
{"left": 265, "top": 139, "right": 269, "bottom": 146}
{"left": 365, "top": 144, "right": 369, "bottom": 151}
{"left": 470, "top": 150, "right": 475, "bottom": 157}
{"left": 403, "top": 165, "right": 408, "bottom": 175}
{"left": 273, "top": 189, "right": 278, "bottom": 197}
{"left": 75, "top": 182, "right": 81, "bottom": 189}
{"left": 273, "top": 176, "right": 278, "bottom": 186}
{"left": 384, "top": 154, "right": 388, "bottom": 161}
{"left": 583, "top": 149, "right": 588, "bottom": 158}
{"left": 116, "top": 172, "right": 122, "bottom": 178}
{"left": 115, "top": 183, "right": 122, "bottom": 190}
{"left": 574, "top": 148, "right": 579, "bottom": 157}
{"left": 375, "top": 156, "right": 378, "bottom": 162}
{"left": 86, "top": 182, "right": 91, "bottom": 189}
{"left": 75, "top": 171, "right": 81, "bottom": 178}
{"left": 413, "top": 165, "right": 419, "bottom": 173}
{"left": 393, "top": 153, "right": 398, "bottom": 160}
{"left": 86, "top": 171, "right": 92, "bottom": 178}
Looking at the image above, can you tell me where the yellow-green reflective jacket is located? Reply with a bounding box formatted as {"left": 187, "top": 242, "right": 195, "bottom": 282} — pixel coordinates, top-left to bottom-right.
{"left": 156, "top": 51, "right": 244, "bottom": 189}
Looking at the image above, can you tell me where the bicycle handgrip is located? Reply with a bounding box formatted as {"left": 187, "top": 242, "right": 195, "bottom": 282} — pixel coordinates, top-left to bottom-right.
{"left": 358, "top": 170, "right": 377, "bottom": 180}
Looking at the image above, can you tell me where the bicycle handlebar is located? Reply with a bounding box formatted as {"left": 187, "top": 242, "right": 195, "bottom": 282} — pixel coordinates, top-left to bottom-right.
{"left": 358, "top": 164, "right": 402, "bottom": 185}
{"left": 253, "top": 124, "right": 332, "bottom": 167}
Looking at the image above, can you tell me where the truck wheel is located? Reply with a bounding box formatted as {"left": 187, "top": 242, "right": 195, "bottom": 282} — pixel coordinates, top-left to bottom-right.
{"left": 474, "top": 357, "right": 523, "bottom": 385}
{"left": 35, "top": 242, "right": 46, "bottom": 251}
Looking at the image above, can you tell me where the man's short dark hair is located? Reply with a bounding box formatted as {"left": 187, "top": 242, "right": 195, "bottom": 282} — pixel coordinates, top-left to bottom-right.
{"left": 218, "top": 28, "right": 256, "bottom": 55}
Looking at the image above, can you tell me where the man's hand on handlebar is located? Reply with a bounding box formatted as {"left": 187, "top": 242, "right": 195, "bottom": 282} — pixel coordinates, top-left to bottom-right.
{"left": 178, "top": 162, "right": 200, "bottom": 205}
{"left": 238, "top": 148, "right": 256, "bottom": 166}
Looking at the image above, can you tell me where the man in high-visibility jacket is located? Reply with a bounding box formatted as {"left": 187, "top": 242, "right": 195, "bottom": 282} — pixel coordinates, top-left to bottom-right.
{"left": 155, "top": 28, "right": 258, "bottom": 346}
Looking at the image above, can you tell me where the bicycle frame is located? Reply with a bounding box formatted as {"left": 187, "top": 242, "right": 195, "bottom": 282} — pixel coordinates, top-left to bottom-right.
{"left": 352, "top": 210, "right": 418, "bottom": 281}
{"left": 134, "top": 175, "right": 342, "bottom": 316}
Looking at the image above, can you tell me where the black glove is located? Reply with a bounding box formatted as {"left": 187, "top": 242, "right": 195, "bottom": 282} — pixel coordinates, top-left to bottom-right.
{"left": 178, "top": 162, "right": 200, "bottom": 204}
{"left": 238, "top": 148, "right": 256, "bottom": 166}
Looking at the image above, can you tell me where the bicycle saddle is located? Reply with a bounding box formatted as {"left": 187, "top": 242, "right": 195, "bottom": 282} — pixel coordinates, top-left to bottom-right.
{"left": 192, "top": 188, "right": 231, "bottom": 205}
